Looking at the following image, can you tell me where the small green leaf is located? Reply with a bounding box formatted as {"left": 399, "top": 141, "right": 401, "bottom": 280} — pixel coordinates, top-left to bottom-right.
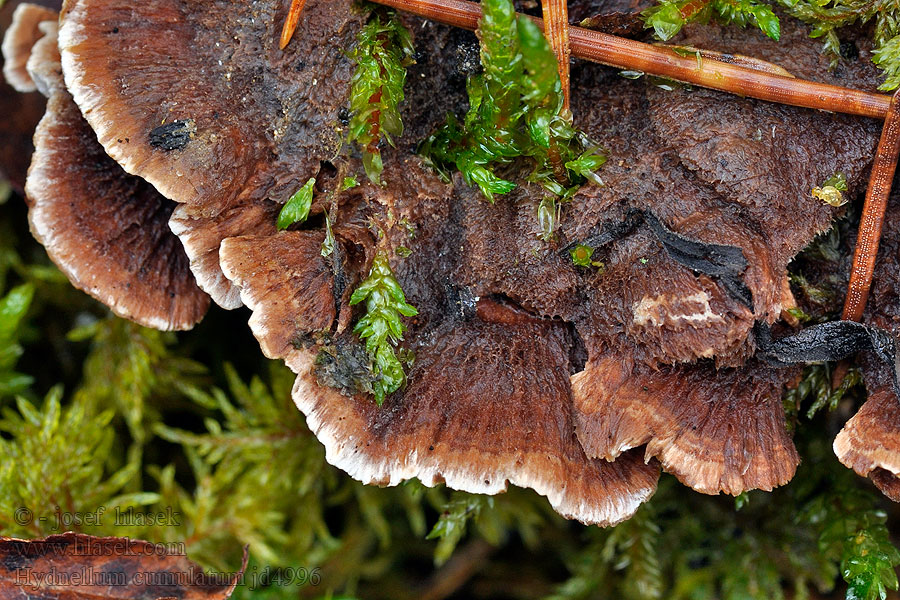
{"left": 645, "top": 3, "right": 688, "bottom": 41}
{"left": 751, "top": 5, "right": 781, "bottom": 40}
{"left": 277, "top": 178, "right": 315, "bottom": 230}
{"left": 321, "top": 210, "right": 336, "bottom": 257}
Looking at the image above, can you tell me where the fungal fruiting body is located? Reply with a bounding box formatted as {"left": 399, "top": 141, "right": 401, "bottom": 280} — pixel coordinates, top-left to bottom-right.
{"left": 4, "top": 0, "right": 900, "bottom": 525}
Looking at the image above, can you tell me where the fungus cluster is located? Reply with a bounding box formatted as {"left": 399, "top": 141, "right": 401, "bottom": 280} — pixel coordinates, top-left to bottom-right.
{"left": 4, "top": 0, "right": 900, "bottom": 525}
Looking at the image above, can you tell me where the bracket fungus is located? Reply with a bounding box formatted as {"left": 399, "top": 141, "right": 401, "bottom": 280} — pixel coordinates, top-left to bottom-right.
{"left": 2, "top": 4, "right": 209, "bottom": 330}
{"left": 832, "top": 188, "right": 900, "bottom": 498}
{"left": 7, "top": 0, "right": 900, "bottom": 525}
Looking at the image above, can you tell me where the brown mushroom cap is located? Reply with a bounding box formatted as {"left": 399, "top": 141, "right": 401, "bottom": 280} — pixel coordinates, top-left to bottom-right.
{"left": 58, "top": 0, "right": 366, "bottom": 307}
{"left": 1, "top": 2, "right": 56, "bottom": 92}
{"left": 834, "top": 378, "right": 900, "bottom": 499}
{"left": 169, "top": 201, "right": 279, "bottom": 309}
{"left": 24, "top": 19, "right": 58, "bottom": 96}
{"left": 225, "top": 12, "right": 882, "bottom": 507}
{"left": 292, "top": 316, "right": 660, "bottom": 526}
{"left": 220, "top": 231, "right": 336, "bottom": 360}
{"left": 23, "top": 18, "right": 209, "bottom": 330}
{"left": 46, "top": 0, "right": 894, "bottom": 514}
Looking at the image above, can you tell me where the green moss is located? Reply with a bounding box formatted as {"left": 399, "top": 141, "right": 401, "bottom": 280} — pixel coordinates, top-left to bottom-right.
{"left": 419, "top": 0, "right": 605, "bottom": 204}
{"left": 0, "top": 283, "right": 33, "bottom": 398}
{"left": 347, "top": 8, "right": 415, "bottom": 184}
{"left": 349, "top": 252, "right": 417, "bottom": 405}
{"left": 643, "top": 0, "right": 779, "bottom": 43}
{"left": 643, "top": 0, "right": 900, "bottom": 90}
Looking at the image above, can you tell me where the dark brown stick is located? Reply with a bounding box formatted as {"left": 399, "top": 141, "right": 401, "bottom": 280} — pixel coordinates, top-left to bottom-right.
{"left": 372, "top": 0, "right": 892, "bottom": 120}
{"left": 842, "top": 90, "right": 900, "bottom": 321}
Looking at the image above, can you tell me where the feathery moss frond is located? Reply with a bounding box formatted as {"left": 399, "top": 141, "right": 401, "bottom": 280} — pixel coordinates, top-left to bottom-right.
{"left": 347, "top": 8, "right": 415, "bottom": 184}
{"left": 349, "top": 252, "right": 417, "bottom": 405}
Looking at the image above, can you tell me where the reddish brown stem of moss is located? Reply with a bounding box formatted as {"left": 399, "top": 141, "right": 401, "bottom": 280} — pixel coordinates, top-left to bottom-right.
{"left": 541, "top": 0, "right": 571, "bottom": 113}
{"left": 371, "top": 0, "right": 892, "bottom": 119}
{"left": 842, "top": 90, "right": 900, "bottom": 321}
{"left": 280, "top": 0, "right": 308, "bottom": 49}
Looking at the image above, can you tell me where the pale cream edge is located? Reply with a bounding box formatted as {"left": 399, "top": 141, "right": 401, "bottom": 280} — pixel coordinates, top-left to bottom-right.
{"left": 2, "top": 3, "right": 42, "bottom": 92}
{"left": 169, "top": 206, "right": 244, "bottom": 309}
{"left": 834, "top": 424, "right": 900, "bottom": 478}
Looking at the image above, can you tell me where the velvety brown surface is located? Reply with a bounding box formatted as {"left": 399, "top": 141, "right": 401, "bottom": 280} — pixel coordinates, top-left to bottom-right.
{"left": 48, "top": 0, "right": 898, "bottom": 516}
{"left": 572, "top": 354, "right": 799, "bottom": 494}
{"left": 24, "top": 21, "right": 208, "bottom": 330}
{"left": 219, "top": 157, "right": 659, "bottom": 525}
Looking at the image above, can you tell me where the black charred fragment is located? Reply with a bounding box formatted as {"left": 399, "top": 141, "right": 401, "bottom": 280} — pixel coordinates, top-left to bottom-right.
{"left": 756, "top": 320, "right": 900, "bottom": 400}
{"left": 644, "top": 212, "right": 748, "bottom": 279}
{"left": 564, "top": 208, "right": 644, "bottom": 253}
{"left": 644, "top": 211, "right": 753, "bottom": 308}
{"left": 149, "top": 119, "right": 196, "bottom": 151}
{"left": 565, "top": 209, "right": 754, "bottom": 307}
{"left": 444, "top": 282, "right": 477, "bottom": 321}
{"left": 331, "top": 240, "right": 346, "bottom": 328}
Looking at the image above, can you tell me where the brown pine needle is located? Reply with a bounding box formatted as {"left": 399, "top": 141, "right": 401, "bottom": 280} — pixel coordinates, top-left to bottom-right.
{"left": 280, "top": 0, "right": 308, "bottom": 50}
{"left": 371, "top": 0, "right": 892, "bottom": 119}
{"left": 842, "top": 90, "right": 900, "bottom": 321}
{"left": 541, "top": 0, "right": 571, "bottom": 113}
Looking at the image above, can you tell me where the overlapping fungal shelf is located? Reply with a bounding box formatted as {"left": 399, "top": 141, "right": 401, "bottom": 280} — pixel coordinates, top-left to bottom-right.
{"left": 5, "top": 0, "right": 900, "bottom": 524}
